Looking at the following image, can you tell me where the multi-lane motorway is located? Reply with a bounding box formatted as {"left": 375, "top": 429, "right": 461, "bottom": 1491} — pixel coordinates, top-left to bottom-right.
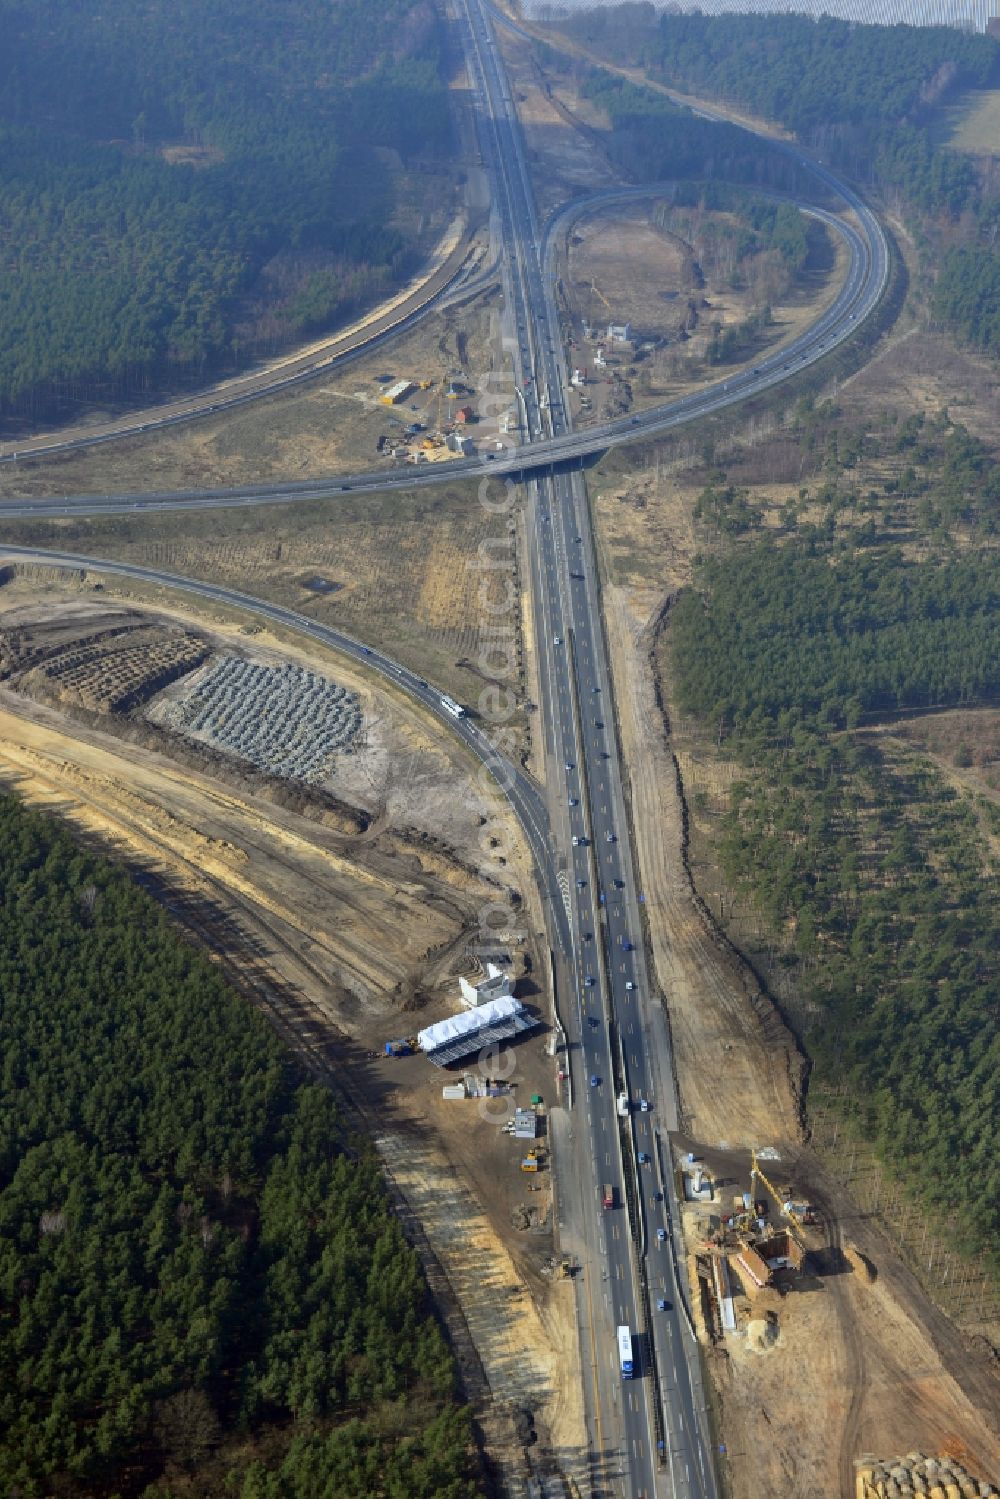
{"left": 0, "top": 8, "right": 890, "bottom": 1496}
{"left": 0, "top": 175, "right": 883, "bottom": 515}
{"left": 0, "top": 81, "right": 886, "bottom": 522}
{"left": 459, "top": 0, "right": 720, "bottom": 1491}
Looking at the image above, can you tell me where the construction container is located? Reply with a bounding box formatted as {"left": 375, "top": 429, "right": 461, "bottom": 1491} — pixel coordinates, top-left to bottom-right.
{"left": 380, "top": 379, "right": 414, "bottom": 405}
{"left": 442, "top": 1084, "right": 466, "bottom": 1100}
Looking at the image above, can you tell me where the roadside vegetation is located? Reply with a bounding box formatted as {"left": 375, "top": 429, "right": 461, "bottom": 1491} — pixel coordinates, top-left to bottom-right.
{"left": 0, "top": 0, "right": 451, "bottom": 425}
{"left": 0, "top": 794, "right": 476, "bottom": 1497}
{"left": 657, "top": 397, "right": 1000, "bottom": 1282}
{"left": 548, "top": 5, "right": 1000, "bottom": 354}
{"left": 534, "top": 48, "right": 814, "bottom": 199}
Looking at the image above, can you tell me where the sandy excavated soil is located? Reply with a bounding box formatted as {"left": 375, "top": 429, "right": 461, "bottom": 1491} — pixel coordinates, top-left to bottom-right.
{"left": 591, "top": 472, "right": 800, "bottom": 1146}
{"left": 715, "top": 1244, "right": 1000, "bottom": 1498}
{"left": 0, "top": 576, "right": 586, "bottom": 1495}
{"left": 377, "top": 1118, "right": 587, "bottom": 1495}
{"left": 587, "top": 465, "right": 1000, "bottom": 1496}
{"left": 0, "top": 695, "right": 468, "bottom": 1015}
{"left": 603, "top": 579, "right": 801, "bottom": 1150}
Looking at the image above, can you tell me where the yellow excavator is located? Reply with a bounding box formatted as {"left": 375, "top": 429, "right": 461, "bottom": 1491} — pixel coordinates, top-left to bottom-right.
{"left": 749, "top": 1149, "right": 814, "bottom": 1244}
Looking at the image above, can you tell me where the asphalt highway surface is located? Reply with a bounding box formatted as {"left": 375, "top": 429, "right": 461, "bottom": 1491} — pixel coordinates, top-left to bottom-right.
{"left": 458, "top": 0, "right": 721, "bottom": 1491}
{"left": 0, "top": 86, "right": 887, "bottom": 521}
{"left": 0, "top": 9, "right": 891, "bottom": 1495}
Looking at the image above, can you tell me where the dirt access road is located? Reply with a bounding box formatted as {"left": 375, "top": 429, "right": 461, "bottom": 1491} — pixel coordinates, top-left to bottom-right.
{"left": 0, "top": 575, "right": 586, "bottom": 1498}
{"left": 589, "top": 465, "right": 1000, "bottom": 1497}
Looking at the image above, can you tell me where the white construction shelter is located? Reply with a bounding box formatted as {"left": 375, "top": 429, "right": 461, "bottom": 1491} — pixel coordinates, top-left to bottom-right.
{"left": 418, "top": 995, "right": 538, "bottom": 1067}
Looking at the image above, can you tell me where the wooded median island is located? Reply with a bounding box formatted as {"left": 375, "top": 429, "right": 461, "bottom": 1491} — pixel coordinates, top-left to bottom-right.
{"left": 549, "top": 5, "right": 1000, "bottom": 355}
{"left": 0, "top": 0, "right": 452, "bottom": 427}
{"left": 0, "top": 795, "right": 477, "bottom": 1498}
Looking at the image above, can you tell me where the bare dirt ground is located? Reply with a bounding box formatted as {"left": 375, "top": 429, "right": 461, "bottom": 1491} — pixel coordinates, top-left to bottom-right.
{"left": 600, "top": 580, "right": 802, "bottom": 1151}
{"left": 710, "top": 1218, "right": 1000, "bottom": 1497}
{"left": 0, "top": 287, "right": 503, "bottom": 500}
{"left": 0, "top": 481, "right": 536, "bottom": 757}
{"left": 557, "top": 200, "right": 845, "bottom": 425}
{"left": 0, "top": 572, "right": 584, "bottom": 1493}
{"left": 0, "top": 582, "right": 509, "bottom": 1009}
{"left": 369, "top": 1016, "right": 588, "bottom": 1490}
{"left": 586, "top": 457, "right": 1000, "bottom": 1493}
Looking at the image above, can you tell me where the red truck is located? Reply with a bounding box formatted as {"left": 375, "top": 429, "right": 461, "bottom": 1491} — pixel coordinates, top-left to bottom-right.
{"left": 602, "top": 1183, "right": 614, "bottom": 1210}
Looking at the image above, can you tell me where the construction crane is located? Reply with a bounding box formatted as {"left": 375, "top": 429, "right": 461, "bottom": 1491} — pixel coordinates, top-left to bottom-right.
{"left": 590, "top": 277, "right": 612, "bottom": 313}
{"left": 435, "top": 372, "right": 462, "bottom": 431}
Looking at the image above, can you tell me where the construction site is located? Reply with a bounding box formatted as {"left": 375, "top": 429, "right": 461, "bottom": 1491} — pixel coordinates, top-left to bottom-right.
{"left": 678, "top": 1147, "right": 821, "bottom": 1338}
{"left": 371, "top": 367, "right": 506, "bottom": 463}
{"left": 856, "top": 1453, "right": 998, "bottom": 1498}
{"left": 0, "top": 566, "right": 588, "bottom": 1497}
{"left": 0, "top": 15, "right": 996, "bottom": 1493}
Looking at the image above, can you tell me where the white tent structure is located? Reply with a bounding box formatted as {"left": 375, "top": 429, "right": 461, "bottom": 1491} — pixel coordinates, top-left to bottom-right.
{"left": 459, "top": 961, "right": 514, "bottom": 1009}
{"left": 418, "top": 995, "right": 539, "bottom": 1067}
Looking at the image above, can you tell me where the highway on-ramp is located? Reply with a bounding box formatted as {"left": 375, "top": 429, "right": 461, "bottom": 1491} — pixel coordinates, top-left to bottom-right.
{"left": 458, "top": 0, "right": 726, "bottom": 1490}
{"left": 0, "top": 8, "right": 892, "bottom": 1494}
{"left": 0, "top": 123, "right": 887, "bottom": 522}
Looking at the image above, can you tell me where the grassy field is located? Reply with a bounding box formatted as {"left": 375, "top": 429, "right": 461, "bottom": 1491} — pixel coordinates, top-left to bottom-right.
{"left": 940, "top": 87, "right": 1000, "bottom": 155}
{"left": 0, "top": 482, "right": 530, "bottom": 731}
{"left": 0, "top": 287, "right": 501, "bottom": 500}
